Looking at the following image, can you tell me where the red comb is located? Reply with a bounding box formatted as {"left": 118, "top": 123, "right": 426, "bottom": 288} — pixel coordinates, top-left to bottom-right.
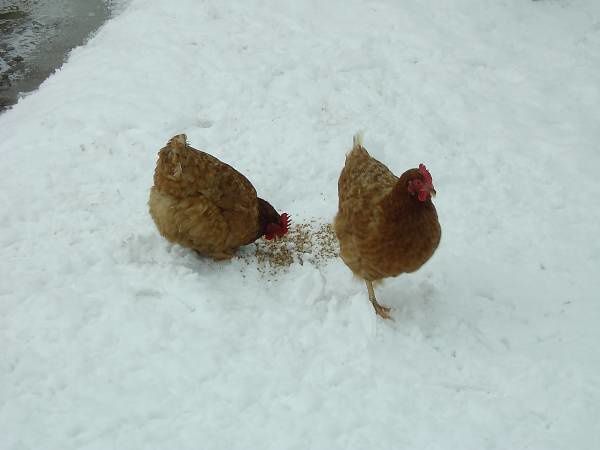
{"left": 279, "top": 213, "right": 291, "bottom": 232}
{"left": 419, "top": 164, "right": 432, "bottom": 184}
{"left": 264, "top": 213, "right": 291, "bottom": 240}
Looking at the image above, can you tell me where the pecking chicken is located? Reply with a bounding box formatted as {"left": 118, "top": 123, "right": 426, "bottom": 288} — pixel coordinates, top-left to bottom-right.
{"left": 149, "top": 134, "right": 290, "bottom": 259}
{"left": 334, "top": 134, "right": 441, "bottom": 319}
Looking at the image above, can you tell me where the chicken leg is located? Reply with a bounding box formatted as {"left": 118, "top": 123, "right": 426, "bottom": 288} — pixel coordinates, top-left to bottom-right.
{"left": 365, "top": 280, "right": 392, "bottom": 320}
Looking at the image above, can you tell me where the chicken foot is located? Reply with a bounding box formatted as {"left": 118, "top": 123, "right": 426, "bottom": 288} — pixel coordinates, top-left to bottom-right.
{"left": 365, "top": 280, "right": 392, "bottom": 320}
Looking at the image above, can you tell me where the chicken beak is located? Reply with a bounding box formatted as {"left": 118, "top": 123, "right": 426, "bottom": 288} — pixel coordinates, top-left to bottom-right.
{"left": 429, "top": 187, "right": 436, "bottom": 197}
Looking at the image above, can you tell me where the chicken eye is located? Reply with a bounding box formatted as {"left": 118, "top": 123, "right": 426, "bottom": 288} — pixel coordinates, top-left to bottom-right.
{"left": 409, "top": 179, "right": 423, "bottom": 191}
{"left": 407, "top": 179, "right": 422, "bottom": 195}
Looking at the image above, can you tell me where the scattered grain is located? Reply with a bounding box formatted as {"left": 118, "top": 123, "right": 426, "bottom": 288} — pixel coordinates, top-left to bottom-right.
{"left": 236, "top": 220, "right": 339, "bottom": 276}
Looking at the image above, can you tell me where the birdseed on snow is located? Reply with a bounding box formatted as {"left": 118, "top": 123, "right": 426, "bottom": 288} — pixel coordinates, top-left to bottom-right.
{"left": 236, "top": 220, "right": 339, "bottom": 276}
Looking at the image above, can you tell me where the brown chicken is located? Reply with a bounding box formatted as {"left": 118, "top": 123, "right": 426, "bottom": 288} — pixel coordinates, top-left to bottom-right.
{"left": 149, "top": 134, "right": 290, "bottom": 259}
{"left": 334, "top": 134, "right": 441, "bottom": 319}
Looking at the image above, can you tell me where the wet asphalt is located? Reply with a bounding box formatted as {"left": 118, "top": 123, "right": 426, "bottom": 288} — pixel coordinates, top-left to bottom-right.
{"left": 0, "top": 0, "right": 110, "bottom": 113}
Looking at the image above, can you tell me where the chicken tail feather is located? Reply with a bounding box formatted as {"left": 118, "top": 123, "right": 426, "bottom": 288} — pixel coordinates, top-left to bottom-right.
{"left": 166, "top": 134, "right": 188, "bottom": 156}
{"left": 352, "top": 132, "right": 364, "bottom": 151}
{"left": 157, "top": 134, "right": 189, "bottom": 181}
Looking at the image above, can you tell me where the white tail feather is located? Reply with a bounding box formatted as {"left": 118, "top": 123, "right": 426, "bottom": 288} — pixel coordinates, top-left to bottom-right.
{"left": 352, "top": 132, "right": 364, "bottom": 151}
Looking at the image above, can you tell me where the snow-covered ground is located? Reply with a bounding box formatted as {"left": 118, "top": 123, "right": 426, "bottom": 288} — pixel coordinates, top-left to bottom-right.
{"left": 1, "top": 0, "right": 600, "bottom": 448}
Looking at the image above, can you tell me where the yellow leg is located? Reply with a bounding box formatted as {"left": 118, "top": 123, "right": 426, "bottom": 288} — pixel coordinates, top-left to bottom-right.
{"left": 365, "top": 280, "right": 392, "bottom": 320}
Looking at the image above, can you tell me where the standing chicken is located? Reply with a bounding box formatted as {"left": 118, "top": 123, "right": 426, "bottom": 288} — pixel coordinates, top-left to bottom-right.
{"left": 334, "top": 134, "right": 441, "bottom": 319}
{"left": 149, "top": 134, "right": 290, "bottom": 259}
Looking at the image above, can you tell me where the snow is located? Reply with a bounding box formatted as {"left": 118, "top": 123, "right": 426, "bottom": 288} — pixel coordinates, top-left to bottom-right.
{"left": 1, "top": 0, "right": 600, "bottom": 448}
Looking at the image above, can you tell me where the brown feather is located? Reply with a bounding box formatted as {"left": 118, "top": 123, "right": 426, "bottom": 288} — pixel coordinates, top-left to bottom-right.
{"left": 149, "top": 134, "right": 279, "bottom": 259}
{"left": 334, "top": 135, "right": 441, "bottom": 282}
